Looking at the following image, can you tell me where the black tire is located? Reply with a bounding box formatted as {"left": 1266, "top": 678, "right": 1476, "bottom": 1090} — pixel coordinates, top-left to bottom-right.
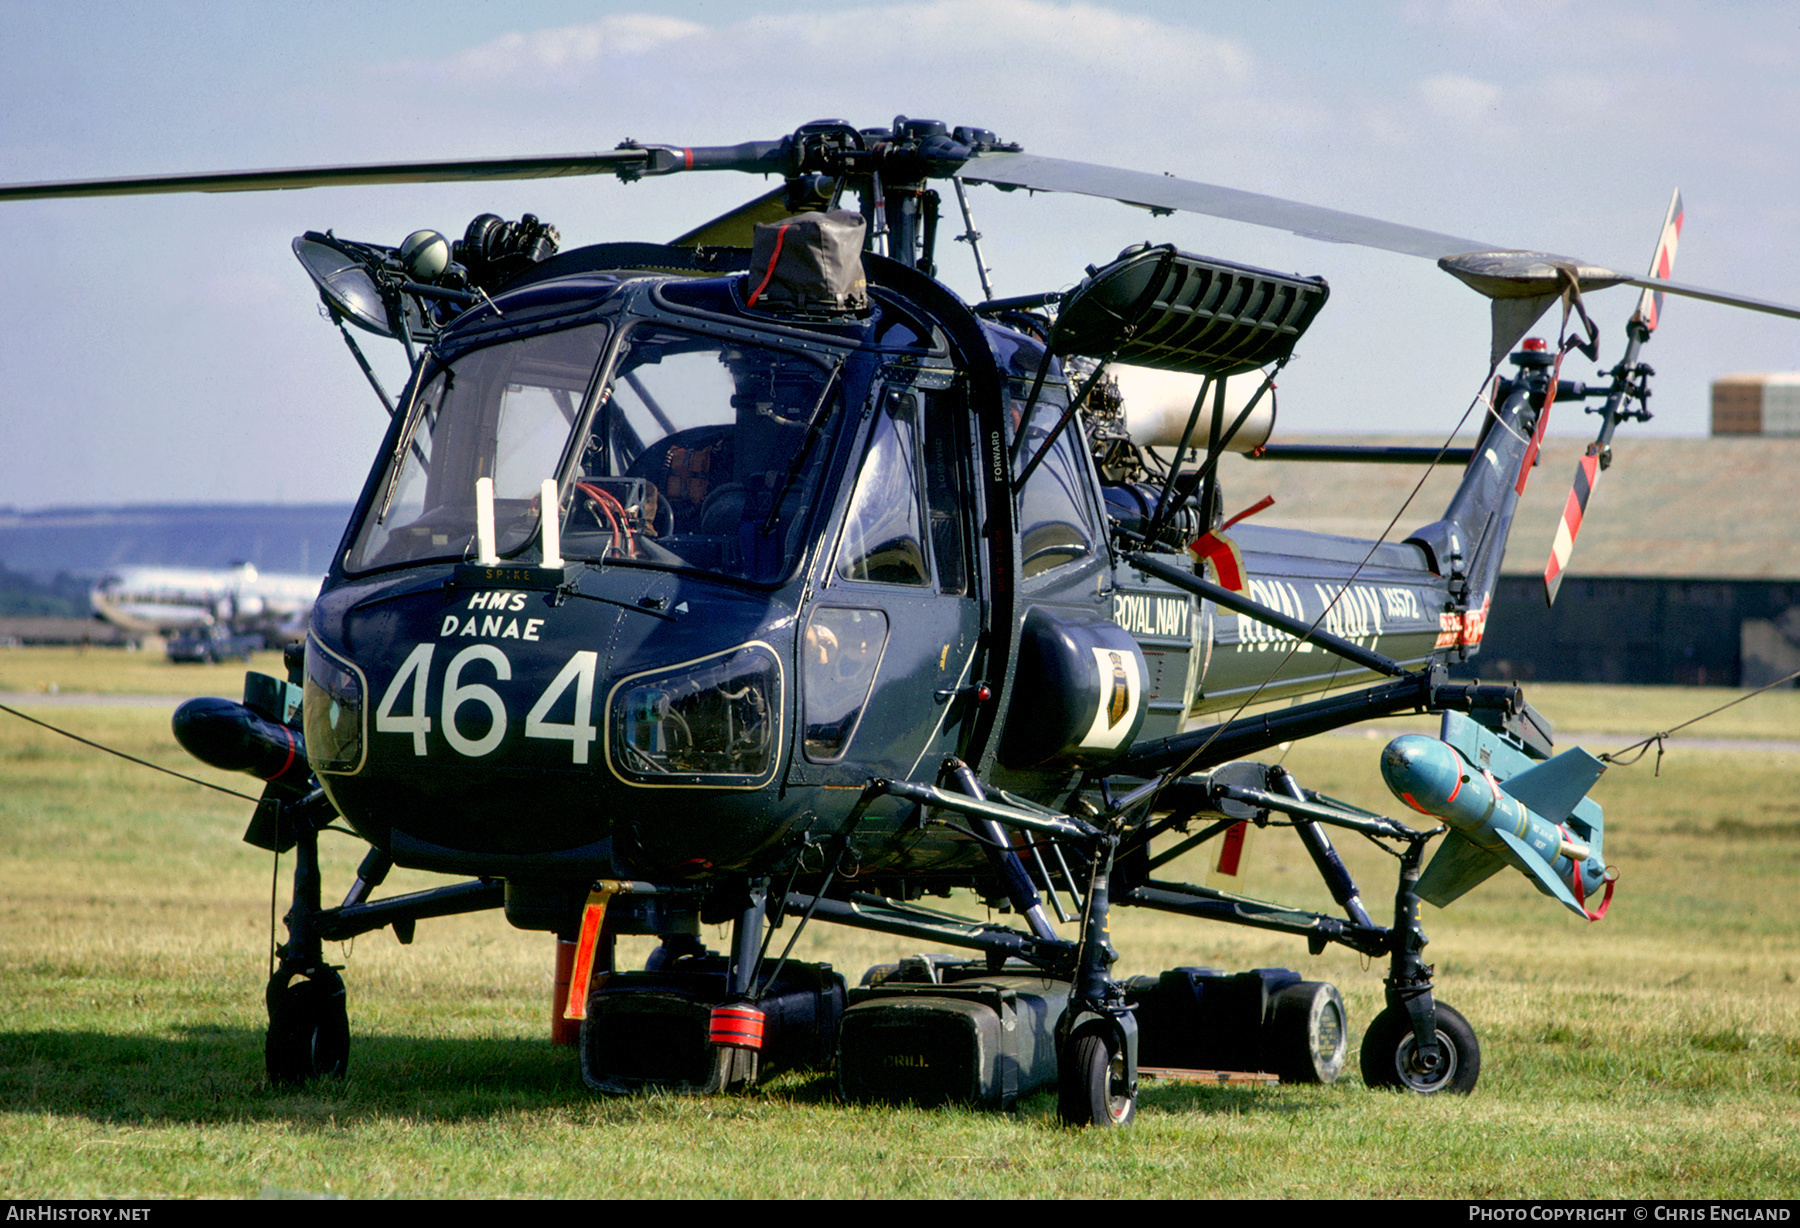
{"left": 1058, "top": 1029, "right": 1137, "bottom": 1127}
{"left": 1359, "top": 1001, "right": 1480, "bottom": 1095}
{"left": 265, "top": 967, "right": 349, "bottom": 1087}
{"left": 1268, "top": 981, "right": 1349, "bottom": 1084}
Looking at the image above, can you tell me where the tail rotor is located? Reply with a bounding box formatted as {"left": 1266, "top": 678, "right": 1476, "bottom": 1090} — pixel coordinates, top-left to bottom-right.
{"left": 1542, "top": 190, "right": 1684, "bottom": 606}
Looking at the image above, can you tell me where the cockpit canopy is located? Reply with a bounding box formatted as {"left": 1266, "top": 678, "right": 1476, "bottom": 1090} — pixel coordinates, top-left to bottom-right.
{"left": 347, "top": 315, "right": 846, "bottom": 586}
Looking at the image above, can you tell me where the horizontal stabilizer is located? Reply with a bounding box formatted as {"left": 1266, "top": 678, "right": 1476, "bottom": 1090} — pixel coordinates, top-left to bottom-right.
{"left": 1417, "top": 830, "right": 1507, "bottom": 908}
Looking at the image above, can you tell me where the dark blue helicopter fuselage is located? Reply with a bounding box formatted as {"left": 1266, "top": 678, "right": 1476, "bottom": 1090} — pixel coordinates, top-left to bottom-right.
{"left": 301, "top": 247, "right": 1511, "bottom": 897}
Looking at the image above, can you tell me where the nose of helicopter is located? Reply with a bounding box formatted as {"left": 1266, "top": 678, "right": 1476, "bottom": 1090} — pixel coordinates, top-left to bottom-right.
{"left": 303, "top": 566, "right": 804, "bottom": 877}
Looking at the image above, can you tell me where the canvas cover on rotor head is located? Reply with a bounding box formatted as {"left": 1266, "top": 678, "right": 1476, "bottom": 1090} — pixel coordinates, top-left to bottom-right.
{"left": 746, "top": 210, "right": 869, "bottom": 313}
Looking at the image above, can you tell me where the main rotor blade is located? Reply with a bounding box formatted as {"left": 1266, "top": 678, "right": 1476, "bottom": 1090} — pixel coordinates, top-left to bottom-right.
{"left": 956, "top": 150, "right": 1498, "bottom": 261}
{"left": 1438, "top": 249, "right": 1800, "bottom": 320}
{"left": 960, "top": 154, "right": 1800, "bottom": 321}
{"left": 1612, "top": 273, "right": 1800, "bottom": 321}
{"left": 0, "top": 151, "right": 653, "bottom": 202}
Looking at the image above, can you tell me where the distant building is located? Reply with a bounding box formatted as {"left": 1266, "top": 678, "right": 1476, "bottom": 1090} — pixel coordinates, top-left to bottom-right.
{"left": 1712, "top": 373, "right": 1800, "bottom": 436}
{"left": 0, "top": 504, "right": 352, "bottom": 578}
{"left": 1216, "top": 435, "right": 1800, "bottom": 687}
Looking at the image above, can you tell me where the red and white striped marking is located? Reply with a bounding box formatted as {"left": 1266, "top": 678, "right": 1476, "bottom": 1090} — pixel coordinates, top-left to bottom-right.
{"left": 1543, "top": 452, "right": 1600, "bottom": 606}
{"left": 1631, "top": 190, "right": 1684, "bottom": 334}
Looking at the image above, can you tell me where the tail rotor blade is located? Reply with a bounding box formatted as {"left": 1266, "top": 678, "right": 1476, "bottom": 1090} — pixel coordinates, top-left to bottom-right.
{"left": 1543, "top": 451, "right": 1601, "bottom": 606}
{"left": 1631, "top": 190, "right": 1685, "bottom": 334}
{"left": 1547, "top": 189, "right": 1689, "bottom": 607}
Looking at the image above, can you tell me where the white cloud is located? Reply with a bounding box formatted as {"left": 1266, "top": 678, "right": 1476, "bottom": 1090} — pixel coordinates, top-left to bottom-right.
{"left": 1416, "top": 74, "right": 1502, "bottom": 126}
{"left": 397, "top": 15, "right": 709, "bottom": 86}
{"left": 1398, "top": 0, "right": 1578, "bottom": 37}
{"left": 384, "top": 2, "right": 1257, "bottom": 135}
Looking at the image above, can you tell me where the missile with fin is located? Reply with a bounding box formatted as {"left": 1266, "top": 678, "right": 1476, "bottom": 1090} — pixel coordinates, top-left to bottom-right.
{"left": 1379, "top": 731, "right": 1615, "bottom": 920}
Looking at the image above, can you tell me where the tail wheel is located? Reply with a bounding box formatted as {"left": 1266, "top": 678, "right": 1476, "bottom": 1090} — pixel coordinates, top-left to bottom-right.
{"left": 1359, "top": 1001, "right": 1480, "bottom": 1095}
{"left": 265, "top": 967, "right": 349, "bottom": 1087}
{"left": 1058, "top": 1029, "right": 1136, "bottom": 1128}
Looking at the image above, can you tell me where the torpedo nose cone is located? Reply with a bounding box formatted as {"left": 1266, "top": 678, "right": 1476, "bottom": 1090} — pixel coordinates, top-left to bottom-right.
{"left": 1379, "top": 734, "right": 1465, "bottom": 815}
{"left": 1380, "top": 734, "right": 1431, "bottom": 772}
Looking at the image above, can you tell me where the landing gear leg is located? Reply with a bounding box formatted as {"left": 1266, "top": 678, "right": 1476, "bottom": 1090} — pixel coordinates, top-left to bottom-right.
{"left": 1057, "top": 830, "right": 1138, "bottom": 1127}
{"left": 1360, "top": 838, "right": 1481, "bottom": 1094}
{"left": 266, "top": 800, "right": 349, "bottom": 1086}
{"left": 703, "top": 882, "right": 768, "bottom": 1094}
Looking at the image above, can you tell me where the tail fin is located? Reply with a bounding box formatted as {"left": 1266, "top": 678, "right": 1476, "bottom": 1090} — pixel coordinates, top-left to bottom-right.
{"left": 1498, "top": 744, "right": 1607, "bottom": 826}
{"left": 1415, "top": 830, "right": 1505, "bottom": 907}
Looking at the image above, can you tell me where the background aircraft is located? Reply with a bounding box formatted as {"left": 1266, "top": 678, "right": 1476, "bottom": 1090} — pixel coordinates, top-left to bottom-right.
{"left": 90, "top": 563, "right": 320, "bottom": 641}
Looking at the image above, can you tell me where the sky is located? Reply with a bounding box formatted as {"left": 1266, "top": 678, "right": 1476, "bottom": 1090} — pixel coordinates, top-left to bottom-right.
{"left": 2, "top": 0, "right": 1798, "bottom": 511}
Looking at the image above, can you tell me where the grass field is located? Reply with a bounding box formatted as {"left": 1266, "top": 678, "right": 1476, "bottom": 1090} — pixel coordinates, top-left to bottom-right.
{"left": 0, "top": 647, "right": 1795, "bottom": 1198}
{"left": 0, "top": 645, "right": 291, "bottom": 698}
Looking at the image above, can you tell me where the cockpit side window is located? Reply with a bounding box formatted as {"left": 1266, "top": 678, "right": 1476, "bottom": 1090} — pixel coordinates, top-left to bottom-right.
{"left": 921, "top": 389, "right": 970, "bottom": 596}
{"left": 836, "top": 388, "right": 929, "bottom": 586}
{"left": 1012, "top": 383, "right": 1100, "bottom": 579}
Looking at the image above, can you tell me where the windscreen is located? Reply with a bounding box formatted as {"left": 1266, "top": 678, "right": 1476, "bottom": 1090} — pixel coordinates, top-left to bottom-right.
{"left": 347, "top": 323, "right": 608, "bottom": 573}
{"left": 565, "top": 326, "right": 843, "bottom": 584}
{"left": 346, "top": 320, "right": 844, "bottom": 586}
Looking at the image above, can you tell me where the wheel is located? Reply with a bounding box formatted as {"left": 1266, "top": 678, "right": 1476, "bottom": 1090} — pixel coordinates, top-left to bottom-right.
{"left": 265, "top": 967, "right": 349, "bottom": 1087}
{"left": 1268, "top": 981, "right": 1348, "bottom": 1084}
{"left": 1359, "top": 1001, "right": 1480, "bottom": 1094}
{"left": 1058, "top": 1028, "right": 1136, "bottom": 1127}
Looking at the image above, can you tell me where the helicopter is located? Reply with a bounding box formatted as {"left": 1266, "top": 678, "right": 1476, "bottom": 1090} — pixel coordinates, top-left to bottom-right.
{"left": 8, "top": 116, "right": 1798, "bottom": 1125}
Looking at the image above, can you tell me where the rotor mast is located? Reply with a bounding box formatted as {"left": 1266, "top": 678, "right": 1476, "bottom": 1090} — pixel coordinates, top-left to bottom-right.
{"left": 627, "top": 117, "right": 1016, "bottom": 278}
